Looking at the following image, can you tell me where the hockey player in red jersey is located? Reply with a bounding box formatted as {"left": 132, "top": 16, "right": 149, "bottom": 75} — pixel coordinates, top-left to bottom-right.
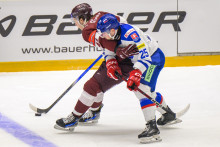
{"left": 55, "top": 3, "right": 138, "bottom": 130}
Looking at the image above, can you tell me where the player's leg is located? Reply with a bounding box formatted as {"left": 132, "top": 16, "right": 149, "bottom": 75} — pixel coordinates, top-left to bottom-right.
{"left": 54, "top": 76, "right": 103, "bottom": 130}
{"left": 155, "top": 92, "right": 178, "bottom": 126}
{"left": 79, "top": 59, "right": 134, "bottom": 124}
{"left": 54, "top": 62, "right": 108, "bottom": 130}
{"left": 134, "top": 84, "right": 162, "bottom": 143}
{"left": 79, "top": 92, "right": 104, "bottom": 124}
{"left": 78, "top": 61, "right": 121, "bottom": 124}
{"left": 148, "top": 49, "right": 177, "bottom": 126}
{"left": 133, "top": 49, "right": 169, "bottom": 143}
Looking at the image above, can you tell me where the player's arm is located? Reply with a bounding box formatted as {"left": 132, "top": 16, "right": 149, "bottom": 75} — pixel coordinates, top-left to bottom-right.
{"left": 99, "top": 38, "right": 123, "bottom": 80}
{"left": 100, "top": 38, "right": 140, "bottom": 80}
{"left": 131, "top": 30, "right": 152, "bottom": 72}
{"left": 82, "top": 29, "right": 102, "bottom": 48}
{"left": 115, "top": 44, "right": 139, "bottom": 59}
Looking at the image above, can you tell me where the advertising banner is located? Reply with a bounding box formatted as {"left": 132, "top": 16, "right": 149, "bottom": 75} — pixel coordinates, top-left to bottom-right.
{"left": 0, "top": 0, "right": 191, "bottom": 62}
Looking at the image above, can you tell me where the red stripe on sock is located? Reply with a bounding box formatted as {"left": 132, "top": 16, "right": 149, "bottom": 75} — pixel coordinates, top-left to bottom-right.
{"left": 160, "top": 95, "right": 163, "bottom": 104}
{"left": 156, "top": 95, "right": 164, "bottom": 108}
{"left": 141, "top": 103, "right": 156, "bottom": 109}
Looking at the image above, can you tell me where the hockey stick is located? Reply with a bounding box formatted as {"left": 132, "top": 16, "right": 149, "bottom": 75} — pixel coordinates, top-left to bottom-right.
{"left": 115, "top": 72, "right": 176, "bottom": 116}
{"left": 29, "top": 52, "right": 104, "bottom": 114}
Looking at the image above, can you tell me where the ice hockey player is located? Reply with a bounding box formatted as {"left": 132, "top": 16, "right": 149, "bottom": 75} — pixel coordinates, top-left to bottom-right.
{"left": 96, "top": 14, "right": 179, "bottom": 143}
{"left": 54, "top": 3, "right": 178, "bottom": 144}
{"left": 54, "top": 3, "right": 138, "bottom": 130}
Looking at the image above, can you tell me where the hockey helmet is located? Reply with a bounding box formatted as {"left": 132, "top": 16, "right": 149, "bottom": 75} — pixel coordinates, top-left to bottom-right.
{"left": 71, "top": 3, "right": 93, "bottom": 24}
{"left": 97, "top": 14, "right": 120, "bottom": 34}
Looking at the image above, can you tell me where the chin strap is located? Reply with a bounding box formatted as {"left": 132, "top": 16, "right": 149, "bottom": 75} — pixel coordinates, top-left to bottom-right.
{"left": 82, "top": 19, "right": 88, "bottom": 26}
{"left": 108, "top": 29, "right": 118, "bottom": 40}
{"left": 113, "top": 27, "right": 121, "bottom": 40}
{"left": 108, "top": 26, "right": 121, "bottom": 40}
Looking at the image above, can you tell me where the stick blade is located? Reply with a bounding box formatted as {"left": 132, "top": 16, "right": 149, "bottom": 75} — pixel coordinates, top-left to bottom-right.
{"left": 29, "top": 103, "right": 38, "bottom": 113}
{"left": 176, "top": 103, "right": 190, "bottom": 118}
{"left": 29, "top": 103, "right": 49, "bottom": 114}
{"left": 29, "top": 103, "right": 47, "bottom": 114}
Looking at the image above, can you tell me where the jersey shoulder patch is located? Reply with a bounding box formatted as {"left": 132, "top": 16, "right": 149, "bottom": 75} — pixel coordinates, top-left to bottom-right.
{"left": 130, "top": 32, "right": 140, "bottom": 42}
{"left": 124, "top": 28, "right": 135, "bottom": 38}
{"left": 120, "top": 24, "right": 140, "bottom": 42}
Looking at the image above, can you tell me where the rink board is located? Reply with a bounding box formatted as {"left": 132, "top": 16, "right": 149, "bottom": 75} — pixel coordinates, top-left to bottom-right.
{"left": 1, "top": 55, "right": 220, "bottom": 72}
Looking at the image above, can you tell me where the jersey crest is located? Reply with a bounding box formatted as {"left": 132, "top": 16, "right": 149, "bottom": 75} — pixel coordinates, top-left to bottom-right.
{"left": 131, "top": 33, "right": 139, "bottom": 42}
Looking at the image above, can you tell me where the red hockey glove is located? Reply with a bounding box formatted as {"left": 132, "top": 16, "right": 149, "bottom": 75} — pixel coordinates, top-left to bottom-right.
{"left": 127, "top": 69, "right": 142, "bottom": 91}
{"left": 116, "top": 44, "right": 139, "bottom": 59}
{"left": 106, "top": 59, "right": 122, "bottom": 80}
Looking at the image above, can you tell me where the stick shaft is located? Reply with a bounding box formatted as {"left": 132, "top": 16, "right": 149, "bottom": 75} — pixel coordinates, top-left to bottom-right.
{"left": 115, "top": 72, "right": 175, "bottom": 115}
{"left": 46, "top": 53, "right": 104, "bottom": 111}
{"left": 30, "top": 53, "right": 104, "bottom": 114}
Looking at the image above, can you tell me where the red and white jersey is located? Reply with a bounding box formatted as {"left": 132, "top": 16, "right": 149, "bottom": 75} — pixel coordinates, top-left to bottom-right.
{"left": 82, "top": 11, "right": 125, "bottom": 53}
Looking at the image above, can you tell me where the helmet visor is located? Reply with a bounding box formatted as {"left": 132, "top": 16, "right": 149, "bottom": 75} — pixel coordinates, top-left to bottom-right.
{"left": 70, "top": 13, "right": 79, "bottom": 24}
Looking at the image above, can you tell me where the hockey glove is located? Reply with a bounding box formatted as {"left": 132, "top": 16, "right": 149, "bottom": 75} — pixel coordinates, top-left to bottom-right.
{"left": 127, "top": 69, "right": 142, "bottom": 91}
{"left": 116, "top": 44, "right": 139, "bottom": 59}
{"left": 106, "top": 59, "right": 122, "bottom": 80}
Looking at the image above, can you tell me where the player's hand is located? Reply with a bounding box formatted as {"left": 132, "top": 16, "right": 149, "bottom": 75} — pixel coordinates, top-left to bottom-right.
{"left": 116, "top": 44, "right": 139, "bottom": 59}
{"left": 106, "top": 59, "right": 122, "bottom": 80}
{"left": 127, "top": 69, "right": 142, "bottom": 91}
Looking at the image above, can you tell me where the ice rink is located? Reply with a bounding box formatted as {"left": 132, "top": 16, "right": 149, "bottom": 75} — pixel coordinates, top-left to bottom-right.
{"left": 0, "top": 65, "right": 220, "bottom": 147}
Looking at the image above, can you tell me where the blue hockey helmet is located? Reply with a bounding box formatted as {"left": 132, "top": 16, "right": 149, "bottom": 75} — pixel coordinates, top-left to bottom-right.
{"left": 97, "top": 14, "right": 120, "bottom": 34}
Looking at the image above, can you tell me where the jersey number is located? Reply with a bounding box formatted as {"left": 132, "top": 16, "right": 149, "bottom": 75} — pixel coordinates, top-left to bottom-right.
{"left": 140, "top": 49, "right": 149, "bottom": 59}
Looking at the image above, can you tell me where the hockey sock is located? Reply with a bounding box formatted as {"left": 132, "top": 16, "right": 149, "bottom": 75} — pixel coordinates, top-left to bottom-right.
{"left": 155, "top": 92, "right": 167, "bottom": 114}
{"left": 140, "top": 98, "right": 156, "bottom": 122}
{"left": 90, "top": 102, "right": 102, "bottom": 111}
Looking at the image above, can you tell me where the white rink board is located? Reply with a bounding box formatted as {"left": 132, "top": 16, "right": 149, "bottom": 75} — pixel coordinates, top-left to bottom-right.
{"left": 0, "top": 0, "right": 219, "bottom": 62}
{"left": 178, "top": 0, "right": 220, "bottom": 54}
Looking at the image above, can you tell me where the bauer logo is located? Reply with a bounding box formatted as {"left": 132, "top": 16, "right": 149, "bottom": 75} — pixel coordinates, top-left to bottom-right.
{"left": 0, "top": 15, "right": 16, "bottom": 37}
{"left": 1, "top": 11, "right": 186, "bottom": 37}
{"left": 22, "top": 14, "right": 81, "bottom": 36}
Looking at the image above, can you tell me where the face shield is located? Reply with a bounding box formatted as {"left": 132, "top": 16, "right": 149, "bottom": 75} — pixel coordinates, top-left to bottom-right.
{"left": 70, "top": 13, "right": 76, "bottom": 24}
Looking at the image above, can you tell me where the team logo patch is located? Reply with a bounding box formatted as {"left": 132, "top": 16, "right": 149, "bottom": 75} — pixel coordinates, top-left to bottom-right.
{"left": 103, "top": 19, "right": 108, "bottom": 23}
{"left": 124, "top": 28, "right": 135, "bottom": 38}
{"left": 131, "top": 33, "right": 139, "bottom": 41}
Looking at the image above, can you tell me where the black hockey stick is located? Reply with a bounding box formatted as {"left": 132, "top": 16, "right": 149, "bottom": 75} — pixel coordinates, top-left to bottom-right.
{"left": 115, "top": 72, "right": 176, "bottom": 116}
{"left": 29, "top": 53, "right": 104, "bottom": 114}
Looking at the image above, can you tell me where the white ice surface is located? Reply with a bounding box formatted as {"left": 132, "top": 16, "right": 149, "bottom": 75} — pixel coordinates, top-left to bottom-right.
{"left": 0, "top": 65, "right": 220, "bottom": 147}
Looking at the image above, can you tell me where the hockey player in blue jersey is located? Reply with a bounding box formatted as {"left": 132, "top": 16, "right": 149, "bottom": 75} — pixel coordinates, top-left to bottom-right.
{"left": 96, "top": 14, "right": 178, "bottom": 143}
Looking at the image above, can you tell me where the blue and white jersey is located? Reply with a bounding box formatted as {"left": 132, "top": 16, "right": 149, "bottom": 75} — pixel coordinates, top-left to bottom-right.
{"left": 117, "top": 24, "right": 159, "bottom": 73}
